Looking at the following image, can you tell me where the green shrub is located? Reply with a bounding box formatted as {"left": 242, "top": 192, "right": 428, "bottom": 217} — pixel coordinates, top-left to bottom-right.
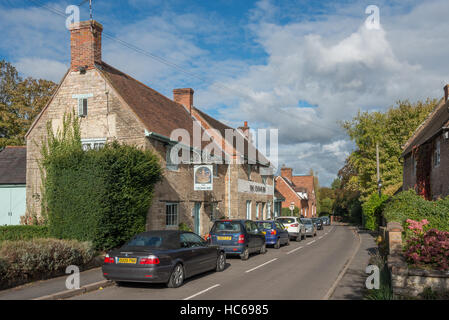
{"left": 41, "top": 112, "right": 163, "bottom": 251}
{"left": 281, "top": 206, "right": 300, "bottom": 216}
{"left": 0, "top": 238, "right": 96, "bottom": 288}
{"left": 0, "top": 225, "right": 48, "bottom": 242}
{"left": 362, "top": 193, "right": 389, "bottom": 230}
{"left": 178, "top": 223, "right": 192, "bottom": 232}
{"left": 383, "top": 190, "right": 449, "bottom": 232}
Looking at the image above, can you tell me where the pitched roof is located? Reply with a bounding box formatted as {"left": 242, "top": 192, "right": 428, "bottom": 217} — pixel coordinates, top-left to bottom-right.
{"left": 193, "top": 107, "right": 271, "bottom": 166}
{"left": 402, "top": 98, "right": 449, "bottom": 156}
{"left": 97, "top": 62, "right": 196, "bottom": 140}
{"left": 0, "top": 146, "right": 26, "bottom": 184}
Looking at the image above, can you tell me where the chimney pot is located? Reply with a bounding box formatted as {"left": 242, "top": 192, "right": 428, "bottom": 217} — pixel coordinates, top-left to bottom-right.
{"left": 69, "top": 20, "right": 103, "bottom": 72}
{"left": 173, "top": 88, "right": 194, "bottom": 113}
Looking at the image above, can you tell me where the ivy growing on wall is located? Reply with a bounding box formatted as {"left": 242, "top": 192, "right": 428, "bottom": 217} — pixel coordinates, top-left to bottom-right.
{"left": 40, "top": 111, "right": 163, "bottom": 250}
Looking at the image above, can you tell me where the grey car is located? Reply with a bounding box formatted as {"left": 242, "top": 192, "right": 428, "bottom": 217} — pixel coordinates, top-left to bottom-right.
{"left": 300, "top": 218, "right": 317, "bottom": 237}
{"left": 102, "top": 230, "right": 226, "bottom": 288}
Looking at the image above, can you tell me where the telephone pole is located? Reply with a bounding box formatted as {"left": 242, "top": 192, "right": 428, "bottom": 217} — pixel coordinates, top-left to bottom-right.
{"left": 376, "top": 142, "right": 382, "bottom": 197}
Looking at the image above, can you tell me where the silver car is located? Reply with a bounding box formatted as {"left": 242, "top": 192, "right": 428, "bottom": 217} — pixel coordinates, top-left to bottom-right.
{"left": 275, "top": 216, "right": 306, "bottom": 241}
{"left": 300, "top": 218, "right": 317, "bottom": 237}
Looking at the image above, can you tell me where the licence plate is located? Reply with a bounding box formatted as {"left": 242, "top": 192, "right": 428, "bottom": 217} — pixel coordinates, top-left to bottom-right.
{"left": 118, "top": 258, "right": 137, "bottom": 264}
{"left": 217, "top": 236, "right": 232, "bottom": 241}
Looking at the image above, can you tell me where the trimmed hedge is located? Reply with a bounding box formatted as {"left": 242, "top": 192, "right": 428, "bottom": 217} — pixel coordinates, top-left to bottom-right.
{"left": 362, "top": 193, "right": 389, "bottom": 230}
{"left": 0, "top": 238, "right": 96, "bottom": 289}
{"left": 0, "top": 225, "right": 48, "bottom": 242}
{"left": 383, "top": 190, "right": 449, "bottom": 232}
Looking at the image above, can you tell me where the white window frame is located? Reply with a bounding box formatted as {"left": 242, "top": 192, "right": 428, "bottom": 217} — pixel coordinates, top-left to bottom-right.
{"left": 246, "top": 201, "right": 252, "bottom": 220}
{"left": 81, "top": 138, "right": 106, "bottom": 151}
{"left": 434, "top": 139, "right": 441, "bottom": 167}
{"left": 166, "top": 145, "right": 179, "bottom": 171}
{"left": 72, "top": 93, "right": 93, "bottom": 118}
{"left": 166, "top": 203, "right": 178, "bottom": 227}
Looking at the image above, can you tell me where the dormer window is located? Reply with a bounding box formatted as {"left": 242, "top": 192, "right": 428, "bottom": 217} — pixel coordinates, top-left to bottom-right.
{"left": 434, "top": 139, "right": 441, "bottom": 167}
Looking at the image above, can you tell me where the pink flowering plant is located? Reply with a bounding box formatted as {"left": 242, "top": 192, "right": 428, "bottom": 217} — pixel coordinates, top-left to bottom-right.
{"left": 404, "top": 219, "right": 449, "bottom": 271}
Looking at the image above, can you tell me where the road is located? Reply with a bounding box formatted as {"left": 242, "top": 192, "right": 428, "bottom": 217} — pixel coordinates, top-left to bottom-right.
{"left": 71, "top": 224, "right": 359, "bottom": 300}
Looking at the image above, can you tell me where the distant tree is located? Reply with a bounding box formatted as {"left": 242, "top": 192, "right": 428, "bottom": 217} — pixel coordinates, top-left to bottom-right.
{"left": 0, "top": 60, "right": 56, "bottom": 148}
{"left": 341, "top": 99, "right": 437, "bottom": 200}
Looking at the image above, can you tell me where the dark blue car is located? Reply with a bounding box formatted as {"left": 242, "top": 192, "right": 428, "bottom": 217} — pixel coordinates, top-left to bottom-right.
{"left": 208, "top": 220, "right": 266, "bottom": 260}
{"left": 256, "top": 220, "right": 290, "bottom": 249}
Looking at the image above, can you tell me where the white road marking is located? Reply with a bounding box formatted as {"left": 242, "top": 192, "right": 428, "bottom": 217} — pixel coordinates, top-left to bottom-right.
{"left": 183, "top": 284, "right": 221, "bottom": 300}
{"left": 245, "top": 258, "right": 278, "bottom": 273}
{"left": 307, "top": 240, "right": 316, "bottom": 245}
{"left": 318, "top": 236, "right": 323, "bottom": 239}
{"left": 286, "top": 246, "right": 304, "bottom": 255}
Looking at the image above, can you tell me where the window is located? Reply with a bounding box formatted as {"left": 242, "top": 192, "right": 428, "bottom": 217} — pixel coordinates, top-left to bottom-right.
{"left": 81, "top": 138, "right": 106, "bottom": 151}
{"left": 247, "top": 164, "right": 252, "bottom": 180}
{"left": 262, "top": 176, "right": 267, "bottom": 185}
{"left": 213, "top": 164, "right": 218, "bottom": 177}
{"left": 166, "top": 203, "right": 178, "bottom": 227}
{"left": 166, "top": 146, "right": 178, "bottom": 171}
{"left": 256, "top": 203, "right": 260, "bottom": 220}
{"left": 246, "top": 201, "right": 252, "bottom": 220}
{"left": 412, "top": 154, "right": 417, "bottom": 177}
{"left": 78, "top": 98, "right": 88, "bottom": 117}
{"left": 434, "top": 139, "right": 441, "bottom": 167}
{"left": 180, "top": 233, "right": 205, "bottom": 248}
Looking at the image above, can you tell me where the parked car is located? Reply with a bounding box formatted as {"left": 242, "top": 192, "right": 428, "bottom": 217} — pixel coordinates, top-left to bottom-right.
{"left": 102, "top": 230, "right": 226, "bottom": 288}
{"left": 312, "top": 217, "right": 324, "bottom": 230}
{"left": 300, "top": 218, "right": 317, "bottom": 237}
{"left": 275, "top": 216, "right": 305, "bottom": 241}
{"left": 256, "top": 220, "right": 290, "bottom": 249}
{"left": 320, "top": 216, "right": 331, "bottom": 225}
{"left": 208, "top": 219, "right": 266, "bottom": 260}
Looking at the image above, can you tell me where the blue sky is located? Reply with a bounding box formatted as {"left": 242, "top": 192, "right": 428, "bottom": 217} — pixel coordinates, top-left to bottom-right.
{"left": 0, "top": 0, "right": 447, "bottom": 185}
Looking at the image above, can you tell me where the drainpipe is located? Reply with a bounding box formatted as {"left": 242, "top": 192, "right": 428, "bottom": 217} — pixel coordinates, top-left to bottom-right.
{"left": 227, "top": 164, "right": 231, "bottom": 218}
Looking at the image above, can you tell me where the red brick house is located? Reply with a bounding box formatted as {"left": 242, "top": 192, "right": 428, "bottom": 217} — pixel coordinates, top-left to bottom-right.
{"left": 274, "top": 167, "right": 317, "bottom": 218}
{"left": 402, "top": 85, "right": 449, "bottom": 200}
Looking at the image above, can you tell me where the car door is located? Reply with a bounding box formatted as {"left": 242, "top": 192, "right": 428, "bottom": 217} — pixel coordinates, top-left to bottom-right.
{"left": 251, "top": 221, "right": 264, "bottom": 249}
{"left": 275, "top": 221, "right": 288, "bottom": 242}
{"left": 186, "top": 232, "right": 217, "bottom": 273}
{"left": 244, "top": 221, "right": 256, "bottom": 252}
{"left": 179, "top": 233, "right": 203, "bottom": 277}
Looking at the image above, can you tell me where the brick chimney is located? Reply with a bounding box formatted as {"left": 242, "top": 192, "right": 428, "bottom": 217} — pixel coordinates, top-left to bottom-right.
{"left": 238, "top": 121, "right": 251, "bottom": 141}
{"left": 445, "top": 84, "right": 449, "bottom": 102}
{"left": 69, "top": 20, "right": 103, "bottom": 72}
{"left": 173, "top": 88, "right": 194, "bottom": 113}
{"left": 281, "top": 166, "right": 293, "bottom": 181}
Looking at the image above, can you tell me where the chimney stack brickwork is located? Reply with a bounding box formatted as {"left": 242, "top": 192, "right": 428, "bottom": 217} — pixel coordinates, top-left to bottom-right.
{"left": 173, "top": 88, "right": 194, "bottom": 113}
{"left": 280, "top": 167, "right": 293, "bottom": 181}
{"left": 69, "top": 21, "right": 103, "bottom": 71}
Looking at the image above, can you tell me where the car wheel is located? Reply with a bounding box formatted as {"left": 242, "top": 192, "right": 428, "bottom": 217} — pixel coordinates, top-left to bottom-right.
{"left": 260, "top": 243, "right": 267, "bottom": 254}
{"left": 216, "top": 252, "right": 226, "bottom": 272}
{"left": 274, "top": 238, "right": 281, "bottom": 249}
{"left": 240, "top": 247, "right": 250, "bottom": 260}
{"left": 167, "top": 263, "right": 184, "bottom": 288}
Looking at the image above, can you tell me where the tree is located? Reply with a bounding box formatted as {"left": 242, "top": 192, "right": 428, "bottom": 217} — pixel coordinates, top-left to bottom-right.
{"left": 341, "top": 99, "right": 437, "bottom": 200}
{"left": 0, "top": 60, "right": 56, "bottom": 148}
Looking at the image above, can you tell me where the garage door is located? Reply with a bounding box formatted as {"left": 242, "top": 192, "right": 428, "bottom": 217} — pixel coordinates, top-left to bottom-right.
{"left": 0, "top": 185, "right": 26, "bottom": 225}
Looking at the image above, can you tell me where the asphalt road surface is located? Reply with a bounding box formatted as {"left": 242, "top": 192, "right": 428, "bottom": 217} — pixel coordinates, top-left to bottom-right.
{"left": 71, "top": 224, "right": 359, "bottom": 300}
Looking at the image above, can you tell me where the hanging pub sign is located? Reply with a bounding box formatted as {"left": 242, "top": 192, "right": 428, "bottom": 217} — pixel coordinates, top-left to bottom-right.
{"left": 194, "top": 165, "right": 213, "bottom": 191}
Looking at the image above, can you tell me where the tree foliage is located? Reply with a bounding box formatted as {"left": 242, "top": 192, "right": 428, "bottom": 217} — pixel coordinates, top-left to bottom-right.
{"left": 341, "top": 99, "right": 437, "bottom": 200}
{"left": 0, "top": 60, "right": 56, "bottom": 148}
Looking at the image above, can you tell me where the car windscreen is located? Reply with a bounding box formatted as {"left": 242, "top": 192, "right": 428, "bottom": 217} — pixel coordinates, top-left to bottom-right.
{"left": 301, "top": 218, "right": 313, "bottom": 225}
{"left": 257, "top": 222, "right": 274, "bottom": 230}
{"left": 276, "top": 218, "right": 295, "bottom": 224}
{"left": 123, "top": 232, "right": 179, "bottom": 249}
{"left": 211, "top": 221, "right": 242, "bottom": 233}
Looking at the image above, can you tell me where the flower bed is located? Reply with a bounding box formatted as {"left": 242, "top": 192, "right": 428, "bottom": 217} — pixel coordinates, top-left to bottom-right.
{"left": 404, "top": 219, "right": 449, "bottom": 271}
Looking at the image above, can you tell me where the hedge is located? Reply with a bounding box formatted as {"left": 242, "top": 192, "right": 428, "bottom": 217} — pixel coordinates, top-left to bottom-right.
{"left": 383, "top": 190, "right": 449, "bottom": 232}
{"left": 0, "top": 225, "right": 48, "bottom": 242}
{"left": 362, "top": 193, "right": 389, "bottom": 231}
{"left": 0, "top": 238, "right": 96, "bottom": 289}
{"left": 41, "top": 112, "right": 163, "bottom": 251}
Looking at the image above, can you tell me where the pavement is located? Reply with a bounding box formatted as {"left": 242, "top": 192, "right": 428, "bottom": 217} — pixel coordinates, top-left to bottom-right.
{"left": 330, "top": 228, "right": 377, "bottom": 300}
{"left": 0, "top": 224, "right": 376, "bottom": 300}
